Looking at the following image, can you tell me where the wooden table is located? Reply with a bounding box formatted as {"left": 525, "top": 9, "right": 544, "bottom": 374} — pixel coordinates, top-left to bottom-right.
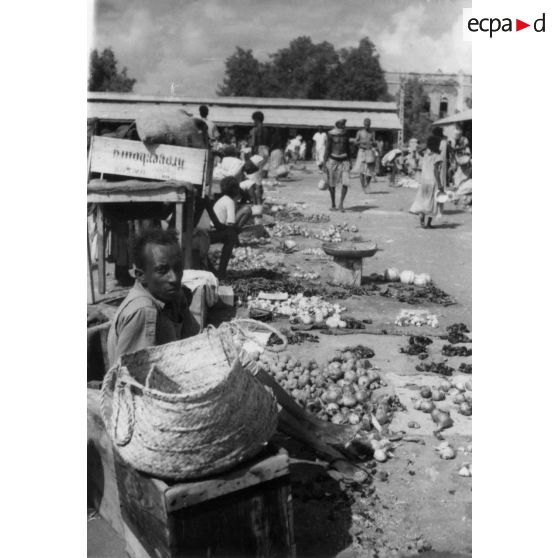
{"left": 88, "top": 180, "right": 195, "bottom": 295}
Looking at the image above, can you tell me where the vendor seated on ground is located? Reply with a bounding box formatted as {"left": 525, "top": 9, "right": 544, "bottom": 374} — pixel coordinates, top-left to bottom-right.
{"left": 107, "top": 229, "right": 198, "bottom": 367}
{"left": 194, "top": 176, "right": 252, "bottom": 279}
{"left": 213, "top": 145, "right": 245, "bottom": 182}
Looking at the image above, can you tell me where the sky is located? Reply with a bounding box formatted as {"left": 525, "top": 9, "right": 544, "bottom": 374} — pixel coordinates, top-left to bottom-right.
{"left": 90, "top": 0, "right": 472, "bottom": 97}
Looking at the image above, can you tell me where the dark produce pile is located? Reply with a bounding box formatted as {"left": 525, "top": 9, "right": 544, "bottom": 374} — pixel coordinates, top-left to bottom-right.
{"left": 378, "top": 283, "right": 457, "bottom": 306}
{"left": 441, "top": 323, "right": 472, "bottom": 344}
{"left": 415, "top": 360, "right": 455, "bottom": 376}
{"left": 459, "top": 363, "right": 472, "bottom": 374}
{"left": 224, "top": 272, "right": 456, "bottom": 307}
{"left": 400, "top": 336, "right": 433, "bottom": 356}
{"left": 269, "top": 329, "right": 320, "bottom": 345}
{"left": 442, "top": 344, "right": 472, "bottom": 357}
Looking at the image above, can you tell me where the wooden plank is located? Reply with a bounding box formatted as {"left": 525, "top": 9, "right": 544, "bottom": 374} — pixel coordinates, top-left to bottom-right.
{"left": 168, "top": 477, "right": 295, "bottom": 558}
{"left": 87, "top": 389, "right": 124, "bottom": 536}
{"left": 87, "top": 190, "right": 187, "bottom": 204}
{"left": 96, "top": 204, "right": 106, "bottom": 295}
{"left": 90, "top": 136, "right": 207, "bottom": 183}
{"left": 164, "top": 454, "right": 290, "bottom": 512}
{"left": 122, "top": 523, "right": 153, "bottom": 558}
{"left": 175, "top": 202, "right": 183, "bottom": 250}
{"left": 183, "top": 194, "right": 194, "bottom": 269}
{"left": 114, "top": 452, "right": 174, "bottom": 558}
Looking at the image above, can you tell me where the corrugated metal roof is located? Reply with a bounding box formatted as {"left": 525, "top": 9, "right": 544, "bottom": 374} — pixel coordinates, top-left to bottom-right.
{"left": 88, "top": 92, "right": 397, "bottom": 112}
{"left": 433, "top": 109, "right": 472, "bottom": 126}
{"left": 88, "top": 101, "right": 401, "bottom": 130}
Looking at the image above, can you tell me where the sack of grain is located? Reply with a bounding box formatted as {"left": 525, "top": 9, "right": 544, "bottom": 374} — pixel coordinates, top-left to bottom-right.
{"left": 136, "top": 107, "right": 208, "bottom": 148}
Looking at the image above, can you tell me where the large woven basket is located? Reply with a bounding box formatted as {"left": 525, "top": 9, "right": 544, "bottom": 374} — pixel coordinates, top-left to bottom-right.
{"left": 100, "top": 322, "right": 285, "bottom": 480}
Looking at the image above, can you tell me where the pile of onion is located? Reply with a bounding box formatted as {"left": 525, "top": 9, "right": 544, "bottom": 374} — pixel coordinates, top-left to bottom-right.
{"left": 253, "top": 349, "right": 391, "bottom": 428}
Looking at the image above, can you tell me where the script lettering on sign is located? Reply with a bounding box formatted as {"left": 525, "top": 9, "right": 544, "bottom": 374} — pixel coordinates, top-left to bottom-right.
{"left": 89, "top": 136, "right": 208, "bottom": 184}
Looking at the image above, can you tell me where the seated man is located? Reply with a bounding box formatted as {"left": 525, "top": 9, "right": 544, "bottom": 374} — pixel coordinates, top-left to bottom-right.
{"left": 195, "top": 176, "right": 252, "bottom": 278}
{"left": 107, "top": 229, "right": 198, "bottom": 366}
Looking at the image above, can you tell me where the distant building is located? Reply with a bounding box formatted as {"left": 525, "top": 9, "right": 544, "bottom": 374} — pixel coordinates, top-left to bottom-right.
{"left": 385, "top": 70, "right": 472, "bottom": 120}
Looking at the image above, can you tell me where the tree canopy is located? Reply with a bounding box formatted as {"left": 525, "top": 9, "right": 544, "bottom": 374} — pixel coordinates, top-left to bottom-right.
{"left": 402, "top": 77, "right": 434, "bottom": 143}
{"left": 88, "top": 48, "right": 136, "bottom": 92}
{"left": 217, "top": 37, "right": 391, "bottom": 102}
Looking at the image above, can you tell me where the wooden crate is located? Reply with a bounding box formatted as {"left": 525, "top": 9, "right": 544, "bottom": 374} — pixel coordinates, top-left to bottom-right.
{"left": 87, "top": 389, "right": 295, "bottom": 558}
{"left": 114, "top": 451, "right": 295, "bottom": 558}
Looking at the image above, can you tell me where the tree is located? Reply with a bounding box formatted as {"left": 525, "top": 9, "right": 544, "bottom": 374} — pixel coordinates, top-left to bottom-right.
{"left": 217, "top": 47, "right": 266, "bottom": 96}
{"left": 328, "top": 38, "right": 390, "bottom": 101}
{"left": 88, "top": 48, "right": 136, "bottom": 92}
{"left": 216, "top": 37, "right": 390, "bottom": 102}
{"left": 263, "top": 37, "right": 340, "bottom": 99}
{"left": 402, "top": 77, "right": 434, "bottom": 143}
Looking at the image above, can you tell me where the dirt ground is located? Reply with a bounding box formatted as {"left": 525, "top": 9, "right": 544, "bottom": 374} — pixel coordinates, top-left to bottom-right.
{"left": 88, "top": 164, "right": 471, "bottom": 558}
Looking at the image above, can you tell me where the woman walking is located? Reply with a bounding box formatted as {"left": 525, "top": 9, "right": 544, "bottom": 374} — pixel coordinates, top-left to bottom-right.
{"left": 410, "top": 135, "right": 445, "bottom": 228}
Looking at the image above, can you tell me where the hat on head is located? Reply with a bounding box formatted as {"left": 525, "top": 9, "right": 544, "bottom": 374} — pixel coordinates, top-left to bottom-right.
{"left": 335, "top": 118, "right": 347, "bottom": 128}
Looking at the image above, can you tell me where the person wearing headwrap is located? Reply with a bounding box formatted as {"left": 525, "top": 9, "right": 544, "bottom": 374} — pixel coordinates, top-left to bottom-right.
{"left": 323, "top": 119, "right": 351, "bottom": 211}
{"left": 409, "top": 134, "right": 444, "bottom": 228}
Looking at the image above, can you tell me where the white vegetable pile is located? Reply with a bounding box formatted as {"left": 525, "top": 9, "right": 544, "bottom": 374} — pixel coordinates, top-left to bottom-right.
{"left": 212, "top": 247, "right": 284, "bottom": 272}
{"left": 254, "top": 349, "right": 393, "bottom": 428}
{"left": 384, "top": 268, "right": 432, "bottom": 286}
{"left": 248, "top": 294, "right": 346, "bottom": 327}
{"left": 412, "top": 377, "right": 473, "bottom": 434}
{"left": 272, "top": 223, "right": 311, "bottom": 238}
{"left": 272, "top": 223, "right": 357, "bottom": 242}
{"left": 395, "top": 310, "right": 439, "bottom": 328}
{"left": 290, "top": 266, "right": 320, "bottom": 281}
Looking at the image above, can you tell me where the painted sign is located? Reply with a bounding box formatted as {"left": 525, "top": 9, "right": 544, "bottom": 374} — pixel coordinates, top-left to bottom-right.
{"left": 89, "top": 136, "right": 208, "bottom": 183}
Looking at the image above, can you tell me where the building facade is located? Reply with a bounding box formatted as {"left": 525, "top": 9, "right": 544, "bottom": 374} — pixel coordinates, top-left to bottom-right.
{"left": 385, "top": 70, "right": 472, "bottom": 120}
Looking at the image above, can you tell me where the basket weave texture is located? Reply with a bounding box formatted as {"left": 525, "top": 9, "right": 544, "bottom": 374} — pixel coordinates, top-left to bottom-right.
{"left": 100, "top": 325, "right": 279, "bottom": 480}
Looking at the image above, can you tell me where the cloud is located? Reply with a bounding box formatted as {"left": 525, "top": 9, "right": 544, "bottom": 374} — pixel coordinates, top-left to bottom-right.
{"left": 91, "top": 0, "right": 471, "bottom": 96}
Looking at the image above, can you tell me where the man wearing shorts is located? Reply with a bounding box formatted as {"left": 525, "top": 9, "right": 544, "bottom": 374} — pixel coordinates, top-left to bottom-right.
{"left": 354, "top": 118, "right": 376, "bottom": 192}
{"left": 324, "top": 119, "right": 351, "bottom": 212}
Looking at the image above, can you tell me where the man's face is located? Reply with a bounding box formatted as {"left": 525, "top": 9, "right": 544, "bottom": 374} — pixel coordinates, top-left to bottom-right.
{"left": 138, "top": 242, "right": 183, "bottom": 303}
{"left": 364, "top": 119, "right": 371, "bottom": 129}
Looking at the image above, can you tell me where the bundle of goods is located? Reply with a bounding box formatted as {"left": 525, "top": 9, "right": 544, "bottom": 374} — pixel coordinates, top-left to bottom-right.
{"left": 135, "top": 108, "right": 206, "bottom": 148}
{"left": 441, "top": 323, "right": 472, "bottom": 344}
{"left": 252, "top": 349, "right": 404, "bottom": 428}
{"left": 211, "top": 247, "right": 285, "bottom": 273}
{"left": 395, "top": 310, "right": 439, "bottom": 328}
{"left": 442, "top": 344, "right": 472, "bottom": 357}
{"left": 413, "top": 377, "right": 472, "bottom": 427}
{"left": 400, "top": 335, "right": 433, "bottom": 356}
{"left": 458, "top": 363, "right": 472, "bottom": 374}
{"left": 101, "top": 322, "right": 284, "bottom": 480}
{"left": 248, "top": 293, "right": 346, "bottom": 327}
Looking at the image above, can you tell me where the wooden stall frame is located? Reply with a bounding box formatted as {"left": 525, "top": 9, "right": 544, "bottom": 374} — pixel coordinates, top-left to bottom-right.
{"left": 87, "top": 136, "right": 212, "bottom": 296}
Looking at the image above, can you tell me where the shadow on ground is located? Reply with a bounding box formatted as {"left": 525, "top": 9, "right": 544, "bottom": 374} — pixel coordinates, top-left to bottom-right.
{"left": 344, "top": 205, "right": 378, "bottom": 212}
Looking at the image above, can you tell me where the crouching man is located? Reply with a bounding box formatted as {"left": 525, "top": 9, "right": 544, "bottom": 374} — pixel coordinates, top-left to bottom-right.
{"left": 107, "top": 229, "right": 199, "bottom": 367}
